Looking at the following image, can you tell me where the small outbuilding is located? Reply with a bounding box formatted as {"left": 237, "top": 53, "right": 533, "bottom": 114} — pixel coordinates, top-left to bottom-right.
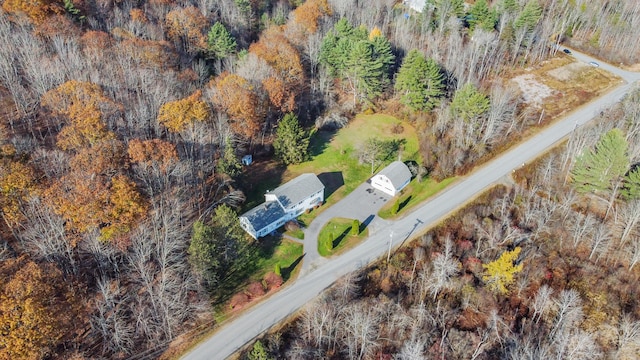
{"left": 241, "top": 154, "right": 253, "bottom": 166}
{"left": 370, "top": 161, "right": 412, "bottom": 197}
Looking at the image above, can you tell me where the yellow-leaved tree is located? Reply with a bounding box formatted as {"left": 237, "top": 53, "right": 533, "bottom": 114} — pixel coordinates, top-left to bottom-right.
{"left": 157, "top": 90, "right": 210, "bottom": 133}
{"left": 482, "top": 247, "right": 523, "bottom": 294}
{"left": 41, "top": 80, "right": 121, "bottom": 151}
{"left": 0, "top": 257, "right": 78, "bottom": 360}
{"left": 0, "top": 159, "right": 37, "bottom": 228}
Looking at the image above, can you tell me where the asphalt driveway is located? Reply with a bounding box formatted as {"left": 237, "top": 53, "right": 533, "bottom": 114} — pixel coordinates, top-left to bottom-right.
{"left": 302, "top": 180, "right": 392, "bottom": 271}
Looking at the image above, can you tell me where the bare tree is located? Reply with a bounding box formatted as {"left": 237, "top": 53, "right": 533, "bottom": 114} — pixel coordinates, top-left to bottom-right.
{"left": 426, "top": 238, "right": 460, "bottom": 299}
{"left": 626, "top": 235, "right": 640, "bottom": 270}
{"left": 532, "top": 284, "right": 554, "bottom": 324}
{"left": 571, "top": 212, "right": 596, "bottom": 249}
{"left": 91, "top": 277, "right": 135, "bottom": 355}
{"left": 589, "top": 222, "right": 612, "bottom": 261}
{"left": 17, "top": 197, "right": 76, "bottom": 273}
{"left": 615, "top": 314, "right": 640, "bottom": 358}
{"left": 615, "top": 200, "right": 640, "bottom": 249}
{"left": 338, "top": 301, "right": 381, "bottom": 360}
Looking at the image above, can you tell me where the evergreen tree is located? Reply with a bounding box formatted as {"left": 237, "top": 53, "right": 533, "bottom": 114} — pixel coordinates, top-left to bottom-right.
{"left": 274, "top": 263, "right": 281, "bottom": 277}
{"left": 217, "top": 138, "right": 242, "bottom": 178}
{"left": 320, "top": 18, "right": 360, "bottom": 77}
{"left": 450, "top": 83, "right": 490, "bottom": 122}
{"left": 467, "top": 0, "right": 497, "bottom": 32}
{"left": 571, "top": 128, "right": 629, "bottom": 196}
{"left": 273, "top": 113, "right": 309, "bottom": 165}
{"left": 207, "top": 22, "right": 237, "bottom": 60}
{"left": 427, "top": 0, "right": 465, "bottom": 26}
{"left": 188, "top": 205, "right": 250, "bottom": 292}
{"left": 391, "top": 198, "right": 400, "bottom": 215}
{"left": 395, "top": 50, "right": 445, "bottom": 111}
{"left": 345, "top": 41, "right": 383, "bottom": 102}
{"left": 327, "top": 232, "right": 334, "bottom": 251}
{"left": 320, "top": 18, "right": 394, "bottom": 103}
{"left": 370, "top": 33, "right": 395, "bottom": 74}
{"left": 514, "top": 0, "right": 542, "bottom": 30}
{"left": 498, "top": 0, "right": 519, "bottom": 15}
{"left": 248, "top": 340, "right": 272, "bottom": 360}
{"left": 351, "top": 219, "right": 360, "bottom": 236}
{"left": 622, "top": 167, "right": 640, "bottom": 200}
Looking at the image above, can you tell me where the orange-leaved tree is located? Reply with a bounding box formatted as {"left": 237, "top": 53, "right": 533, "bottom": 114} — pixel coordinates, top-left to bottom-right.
{"left": 128, "top": 138, "right": 178, "bottom": 169}
{"left": 41, "top": 80, "right": 121, "bottom": 151}
{"left": 157, "top": 90, "right": 210, "bottom": 133}
{"left": 249, "top": 27, "right": 304, "bottom": 112}
{"left": 0, "top": 256, "right": 78, "bottom": 360}
{"left": 211, "top": 72, "right": 265, "bottom": 140}
{"left": 44, "top": 171, "right": 146, "bottom": 242}
{"left": 291, "top": 0, "right": 331, "bottom": 33}
{"left": 101, "top": 174, "right": 148, "bottom": 241}
{"left": 165, "top": 6, "right": 207, "bottom": 53}
{"left": 2, "top": 0, "right": 63, "bottom": 24}
{"left": 69, "top": 139, "right": 127, "bottom": 177}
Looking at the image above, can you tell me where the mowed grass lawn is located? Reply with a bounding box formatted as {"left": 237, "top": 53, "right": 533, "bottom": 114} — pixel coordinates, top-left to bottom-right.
{"left": 317, "top": 218, "right": 369, "bottom": 257}
{"left": 288, "top": 114, "right": 421, "bottom": 222}
{"left": 251, "top": 237, "right": 303, "bottom": 282}
{"left": 378, "top": 176, "right": 458, "bottom": 219}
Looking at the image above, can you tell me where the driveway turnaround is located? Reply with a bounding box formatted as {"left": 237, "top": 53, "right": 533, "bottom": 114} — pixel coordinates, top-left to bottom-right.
{"left": 182, "top": 56, "right": 640, "bottom": 360}
{"left": 301, "top": 181, "right": 391, "bottom": 271}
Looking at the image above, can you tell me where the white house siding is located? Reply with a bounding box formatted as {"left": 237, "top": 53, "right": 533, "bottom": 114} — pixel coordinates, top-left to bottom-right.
{"left": 371, "top": 174, "right": 397, "bottom": 196}
{"left": 239, "top": 217, "right": 257, "bottom": 239}
{"left": 239, "top": 173, "right": 325, "bottom": 239}
{"left": 288, "top": 190, "right": 324, "bottom": 216}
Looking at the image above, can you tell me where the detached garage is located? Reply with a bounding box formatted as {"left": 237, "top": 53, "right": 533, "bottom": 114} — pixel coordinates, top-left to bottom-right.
{"left": 370, "top": 161, "right": 412, "bottom": 196}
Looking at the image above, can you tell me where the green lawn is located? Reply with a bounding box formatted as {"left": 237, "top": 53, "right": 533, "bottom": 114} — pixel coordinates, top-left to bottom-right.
{"left": 252, "top": 237, "right": 303, "bottom": 282}
{"left": 378, "top": 176, "right": 458, "bottom": 219}
{"left": 283, "top": 228, "right": 304, "bottom": 240}
{"left": 291, "top": 114, "right": 421, "bottom": 223}
{"left": 318, "top": 218, "right": 369, "bottom": 257}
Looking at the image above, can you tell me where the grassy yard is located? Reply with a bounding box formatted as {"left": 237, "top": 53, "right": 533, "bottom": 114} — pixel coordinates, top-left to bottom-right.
{"left": 291, "top": 114, "right": 421, "bottom": 223}
{"left": 318, "top": 218, "right": 369, "bottom": 257}
{"left": 283, "top": 228, "right": 304, "bottom": 240}
{"left": 251, "top": 236, "right": 303, "bottom": 282}
{"left": 379, "top": 176, "right": 458, "bottom": 219}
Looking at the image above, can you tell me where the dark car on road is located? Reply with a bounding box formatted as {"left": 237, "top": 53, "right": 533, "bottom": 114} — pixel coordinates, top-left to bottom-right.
{"left": 563, "top": 49, "right": 571, "bottom": 54}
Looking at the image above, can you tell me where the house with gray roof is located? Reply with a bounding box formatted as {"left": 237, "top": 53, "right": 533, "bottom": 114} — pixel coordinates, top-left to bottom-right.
{"left": 239, "top": 174, "right": 324, "bottom": 239}
{"left": 370, "top": 161, "right": 412, "bottom": 196}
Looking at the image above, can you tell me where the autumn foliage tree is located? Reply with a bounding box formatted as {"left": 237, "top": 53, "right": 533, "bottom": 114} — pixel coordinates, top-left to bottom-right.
{"left": 165, "top": 6, "right": 208, "bottom": 54}
{"left": 157, "top": 90, "right": 210, "bottom": 133}
{"left": 127, "top": 138, "right": 178, "bottom": 169}
{"left": 41, "top": 80, "right": 121, "bottom": 151}
{"left": 2, "top": 0, "right": 63, "bottom": 24}
{"left": 0, "top": 159, "right": 37, "bottom": 228}
{"left": 291, "top": 0, "right": 331, "bottom": 33}
{"left": 211, "top": 72, "right": 265, "bottom": 140}
{"left": 249, "top": 27, "right": 304, "bottom": 112}
{"left": 482, "top": 247, "right": 523, "bottom": 294}
{"left": 0, "top": 257, "right": 78, "bottom": 360}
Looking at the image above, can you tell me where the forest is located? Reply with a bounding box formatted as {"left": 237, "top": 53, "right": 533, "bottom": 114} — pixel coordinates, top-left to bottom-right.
{"left": 0, "top": 0, "right": 639, "bottom": 359}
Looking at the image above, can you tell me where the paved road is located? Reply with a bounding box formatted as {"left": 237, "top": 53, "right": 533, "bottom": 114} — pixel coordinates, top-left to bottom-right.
{"left": 182, "top": 54, "right": 640, "bottom": 360}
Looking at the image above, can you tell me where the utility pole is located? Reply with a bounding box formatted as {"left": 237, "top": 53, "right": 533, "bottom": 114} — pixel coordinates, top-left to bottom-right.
{"left": 387, "top": 231, "right": 393, "bottom": 263}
